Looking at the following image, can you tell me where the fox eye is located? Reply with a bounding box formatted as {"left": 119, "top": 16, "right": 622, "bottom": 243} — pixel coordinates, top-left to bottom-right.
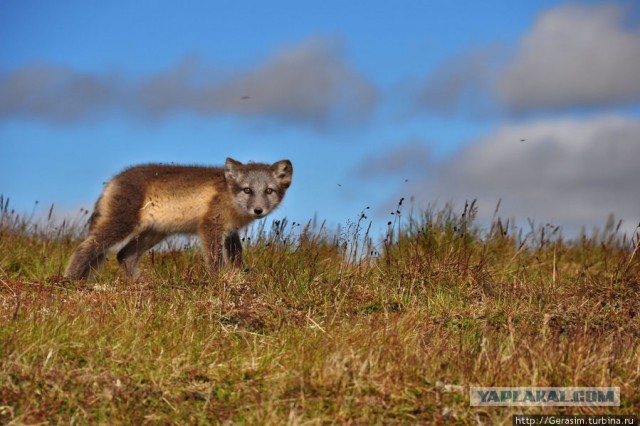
{"left": 243, "top": 188, "right": 252, "bottom": 194}
{"left": 265, "top": 188, "right": 274, "bottom": 194}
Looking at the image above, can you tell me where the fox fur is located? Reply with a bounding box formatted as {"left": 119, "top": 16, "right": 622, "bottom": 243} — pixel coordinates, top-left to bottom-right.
{"left": 64, "top": 158, "right": 293, "bottom": 279}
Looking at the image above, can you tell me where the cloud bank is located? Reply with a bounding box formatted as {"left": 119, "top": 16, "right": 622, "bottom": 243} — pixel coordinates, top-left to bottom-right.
{"left": 0, "top": 64, "right": 117, "bottom": 123}
{"left": 357, "top": 139, "right": 431, "bottom": 178}
{"left": 369, "top": 116, "right": 640, "bottom": 234}
{"left": 0, "top": 37, "right": 376, "bottom": 127}
{"left": 500, "top": 3, "right": 640, "bottom": 111}
{"left": 414, "top": 46, "right": 503, "bottom": 116}
{"left": 413, "top": 3, "right": 640, "bottom": 115}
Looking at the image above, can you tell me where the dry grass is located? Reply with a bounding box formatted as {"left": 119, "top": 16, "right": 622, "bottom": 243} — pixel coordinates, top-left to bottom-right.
{"left": 1, "top": 195, "right": 639, "bottom": 424}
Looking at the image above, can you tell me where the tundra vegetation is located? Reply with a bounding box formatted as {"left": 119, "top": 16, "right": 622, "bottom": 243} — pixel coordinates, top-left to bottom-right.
{"left": 1, "top": 195, "right": 638, "bottom": 424}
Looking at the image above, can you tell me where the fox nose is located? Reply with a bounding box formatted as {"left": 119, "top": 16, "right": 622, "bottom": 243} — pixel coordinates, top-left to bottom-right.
{"left": 254, "top": 208, "right": 263, "bottom": 216}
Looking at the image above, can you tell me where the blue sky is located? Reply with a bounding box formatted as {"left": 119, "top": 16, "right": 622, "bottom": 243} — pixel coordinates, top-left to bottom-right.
{"left": 2, "top": 0, "right": 639, "bottom": 238}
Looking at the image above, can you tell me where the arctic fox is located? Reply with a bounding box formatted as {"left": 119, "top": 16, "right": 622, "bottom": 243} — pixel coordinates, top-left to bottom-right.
{"left": 64, "top": 158, "right": 293, "bottom": 279}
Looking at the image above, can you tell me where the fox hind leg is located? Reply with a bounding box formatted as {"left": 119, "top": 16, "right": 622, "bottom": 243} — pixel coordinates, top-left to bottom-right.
{"left": 116, "top": 230, "right": 166, "bottom": 277}
{"left": 65, "top": 228, "right": 131, "bottom": 280}
{"left": 65, "top": 221, "right": 139, "bottom": 280}
{"left": 64, "top": 236, "right": 107, "bottom": 280}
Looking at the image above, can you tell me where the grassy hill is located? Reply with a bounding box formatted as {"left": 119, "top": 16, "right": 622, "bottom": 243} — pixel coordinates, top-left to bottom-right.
{"left": 1, "top": 196, "right": 638, "bottom": 424}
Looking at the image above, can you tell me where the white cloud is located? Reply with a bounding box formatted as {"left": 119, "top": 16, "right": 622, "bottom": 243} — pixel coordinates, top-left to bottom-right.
{"left": 413, "top": 46, "right": 503, "bottom": 116}
{"left": 356, "top": 139, "right": 431, "bottom": 178}
{"left": 0, "top": 37, "right": 376, "bottom": 127}
{"left": 412, "top": 3, "right": 640, "bottom": 116}
{"left": 500, "top": 3, "right": 640, "bottom": 111}
{"left": 0, "top": 64, "right": 117, "bottom": 122}
{"left": 135, "top": 38, "right": 377, "bottom": 126}
{"left": 378, "top": 116, "right": 640, "bottom": 234}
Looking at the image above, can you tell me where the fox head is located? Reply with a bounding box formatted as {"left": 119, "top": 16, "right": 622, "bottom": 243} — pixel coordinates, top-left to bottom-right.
{"left": 224, "top": 158, "right": 293, "bottom": 219}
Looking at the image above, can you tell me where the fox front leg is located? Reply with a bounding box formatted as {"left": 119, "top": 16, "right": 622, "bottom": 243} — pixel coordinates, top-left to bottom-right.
{"left": 198, "top": 216, "right": 225, "bottom": 271}
{"left": 223, "top": 231, "right": 243, "bottom": 269}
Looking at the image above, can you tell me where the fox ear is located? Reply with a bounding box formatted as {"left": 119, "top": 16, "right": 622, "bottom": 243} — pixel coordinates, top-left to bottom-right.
{"left": 225, "top": 158, "right": 243, "bottom": 181}
{"left": 272, "top": 159, "right": 293, "bottom": 189}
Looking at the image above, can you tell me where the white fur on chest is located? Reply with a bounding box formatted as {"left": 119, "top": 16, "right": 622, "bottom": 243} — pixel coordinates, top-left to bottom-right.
{"left": 138, "top": 184, "right": 217, "bottom": 234}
